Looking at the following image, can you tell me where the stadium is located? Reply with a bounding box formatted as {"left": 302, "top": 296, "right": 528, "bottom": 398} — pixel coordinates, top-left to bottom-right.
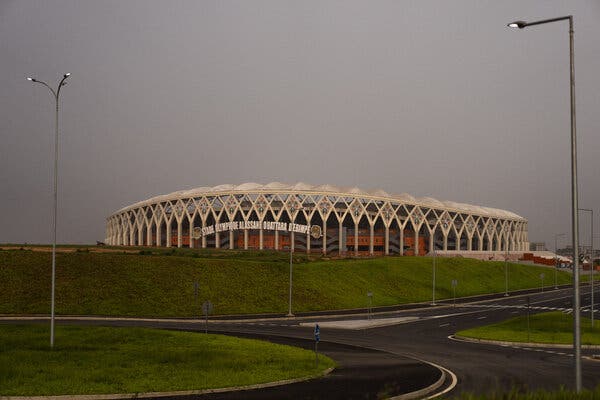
{"left": 106, "top": 182, "right": 528, "bottom": 257}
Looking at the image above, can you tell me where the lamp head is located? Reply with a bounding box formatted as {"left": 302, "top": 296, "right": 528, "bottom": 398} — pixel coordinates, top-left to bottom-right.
{"left": 27, "top": 77, "right": 36, "bottom": 82}
{"left": 63, "top": 73, "right": 71, "bottom": 78}
{"left": 508, "top": 20, "right": 527, "bottom": 29}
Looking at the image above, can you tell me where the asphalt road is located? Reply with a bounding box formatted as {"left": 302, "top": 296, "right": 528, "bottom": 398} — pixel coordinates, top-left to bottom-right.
{"left": 197, "top": 284, "right": 600, "bottom": 396}
{"left": 3, "top": 284, "right": 599, "bottom": 398}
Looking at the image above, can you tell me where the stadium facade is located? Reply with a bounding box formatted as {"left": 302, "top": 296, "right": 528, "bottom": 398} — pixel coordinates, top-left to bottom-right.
{"left": 105, "top": 182, "right": 528, "bottom": 256}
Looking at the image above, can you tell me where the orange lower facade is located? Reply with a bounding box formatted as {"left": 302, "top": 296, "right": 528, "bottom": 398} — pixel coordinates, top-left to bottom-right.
{"left": 159, "top": 228, "right": 428, "bottom": 256}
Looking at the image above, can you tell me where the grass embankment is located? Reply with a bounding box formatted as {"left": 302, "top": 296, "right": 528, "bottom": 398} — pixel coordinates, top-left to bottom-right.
{"left": 452, "top": 386, "right": 600, "bottom": 400}
{"left": 456, "top": 312, "right": 600, "bottom": 346}
{"left": 0, "top": 248, "right": 574, "bottom": 316}
{"left": 0, "top": 324, "right": 334, "bottom": 396}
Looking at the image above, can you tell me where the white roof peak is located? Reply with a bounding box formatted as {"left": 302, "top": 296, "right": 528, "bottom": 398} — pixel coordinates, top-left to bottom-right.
{"left": 114, "top": 182, "right": 524, "bottom": 220}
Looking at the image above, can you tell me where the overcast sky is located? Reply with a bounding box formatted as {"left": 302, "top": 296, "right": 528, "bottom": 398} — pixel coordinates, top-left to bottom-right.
{"left": 1, "top": 0, "right": 599, "bottom": 249}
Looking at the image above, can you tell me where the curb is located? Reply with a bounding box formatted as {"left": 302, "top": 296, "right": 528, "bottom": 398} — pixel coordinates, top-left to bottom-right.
{"left": 0, "top": 368, "right": 335, "bottom": 400}
{"left": 389, "top": 367, "right": 446, "bottom": 400}
{"left": 452, "top": 335, "right": 600, "bottom": 350}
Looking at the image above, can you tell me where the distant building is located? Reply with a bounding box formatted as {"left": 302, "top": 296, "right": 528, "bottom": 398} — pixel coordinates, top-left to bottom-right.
{"left": 556, "top": 244, "right": 599, "bottom": 260}
{"left": 530, "top": 242, "right": 546, "bottom": 252}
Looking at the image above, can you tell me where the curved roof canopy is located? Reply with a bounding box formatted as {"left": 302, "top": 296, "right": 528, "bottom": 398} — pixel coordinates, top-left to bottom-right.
{"left": 119, "top": 182, "right": 524, "bottom": 220}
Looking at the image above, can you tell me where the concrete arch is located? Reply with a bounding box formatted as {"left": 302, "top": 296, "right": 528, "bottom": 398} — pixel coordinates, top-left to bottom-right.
{"left": 107, "top": 183, "right": 528, "bottom": 256}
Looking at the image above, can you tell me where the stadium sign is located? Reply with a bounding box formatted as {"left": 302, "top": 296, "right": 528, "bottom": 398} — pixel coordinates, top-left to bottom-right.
{"left": 199, "top": 221, "right": 316, "bottom": 236}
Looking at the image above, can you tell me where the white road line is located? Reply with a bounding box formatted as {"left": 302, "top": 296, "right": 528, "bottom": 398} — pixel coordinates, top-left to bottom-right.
{"left": 439, "top": 323, "right": 450, "bottom": 327}
{"left": 477, "top": 316, "right": 487, "bottom": 320}
{"left": 424, "top": 364, "right": 458, "bottom": 399}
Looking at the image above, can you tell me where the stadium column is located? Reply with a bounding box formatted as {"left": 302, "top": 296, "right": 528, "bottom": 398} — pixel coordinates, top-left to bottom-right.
{"left": 467, "top": 234, "right": 472, "bottom": 251}
{"left": 259, "top": 225, "right": 263, "bottom": 250}
{"left": 322, "top": 219, "right": 327, "bottom": 255}
{"left": 189, "top": 217, "right": 194, "bottom": 249}
{"left": 274, "top": 230, "right": 278, "bottom": 250}
{"left": 429, "top": 230, "right": 434, "bottom": 253}
{"left": 177, "top": 221, "right": 182, "bottom": 248}
{"left": 166, "top": 220, "right": 172, "bottom": 248}
{"left": 156, "top": 223, "right": 161, "bottom": 247}
{"left": 399, "top": 227, "right": 404, "bottom": 256}
{"left": 147, "top": 224, "right": 152, "bottom": 246}
{"left": 138, "top": 226, "right": 143, "bottom": 246}
{"left": 229, "top": 229, "right": 234, "bottom": 250}
{"left": 306, "top": 227, "right": 311, "bottom": 254}
{"left": 215, "top": 231, "right": 220, "bottom": 249}
{"left": 443, "top": 231, "right": 448, "bottom": 251}
{"left": 244, "top": 228, "right": 248, "bottom": 250}
{"left": 385, "top": 225, "right": 389, "bottom": 255}
{"left": 414, "top": 229, "right": 419, "bottom": 256}
{"left": 201, "top": 219, "right": 207, "bottom": 248}
{"left": 355, "top": 221, "right": 359, "bottom": 256}
{"left": 369, "top": 223, "right": 374, "bottom": 256}
{"left": 338, "top": 220, "right": 343, "bottom": 256}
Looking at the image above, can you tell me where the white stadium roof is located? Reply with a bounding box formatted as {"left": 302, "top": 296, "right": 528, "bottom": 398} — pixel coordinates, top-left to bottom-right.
{"left": 120, "top": 182, "right": 524, "bottom": 220}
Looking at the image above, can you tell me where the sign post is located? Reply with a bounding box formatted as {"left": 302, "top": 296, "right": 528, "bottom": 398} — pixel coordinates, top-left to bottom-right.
{"left": 314, "top": 324, "right": 320, "bottom": 368}
{"left": 526, "top": 296, "right": 531, "bottom": 342}
{"left": 540, "top": 273, "right": 545, "bottom": 293}
{"left": 451, "top": 280, "right": 458, "bottom": 307}
{"left": 202, "top": 300, "right": 213, "bottom": 334}
{"left": 194, "top": 281, "right": 199, "bottom": 319}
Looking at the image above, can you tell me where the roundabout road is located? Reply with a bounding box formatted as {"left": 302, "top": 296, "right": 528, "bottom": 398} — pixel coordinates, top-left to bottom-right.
{"left": 3, "top": 284, "right": 599, "bottom": 398}
{"left": 199, "top": 284, "right": 600, "bottom": 396}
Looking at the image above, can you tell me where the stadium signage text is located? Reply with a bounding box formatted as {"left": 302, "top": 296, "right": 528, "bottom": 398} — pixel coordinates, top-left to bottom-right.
{"left": 200, "top": 221, "right": 311, "bottom": 236}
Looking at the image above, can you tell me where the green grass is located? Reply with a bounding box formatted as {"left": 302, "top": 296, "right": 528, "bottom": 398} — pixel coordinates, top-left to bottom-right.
{"left": 451, "top": 386, "right": 600, "bottom": 399}
{"left": 0, "top": 324, "right": 334, "bottom": 396}
{"left": 0, "top": 249, "right": 576, "bottom": 316}
{"left": 456, "top": 312, "right": 600, "bottom": 345}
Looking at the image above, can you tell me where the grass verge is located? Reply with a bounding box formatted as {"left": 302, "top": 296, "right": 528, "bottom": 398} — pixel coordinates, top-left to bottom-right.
{"left": 456, "top": 312, "right": 600, "bottom": 345}
{"left": 451, "top": 385, "right": 600, "bottom": 399}
{"left": 0, "top": 249, "right": 577, "bottom": 316}
{"left": 0, "top": 324, "right": 334, "bottom": 396}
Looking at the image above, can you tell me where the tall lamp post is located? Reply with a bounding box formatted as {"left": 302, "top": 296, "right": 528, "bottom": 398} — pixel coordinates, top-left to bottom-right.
{"left": 287, "top": 200, "right": 302, "bottom": 317}
{"left": 579, "top": 208, "right": 594, "bottom": 328}
{"left": 555, "top": 233, "right": 566, "bottom": 289}
{"left": 508, "top": 16, "right": 582, "bottom": 392}
{"left": 431, "top": 243, "right": 436, "bottom": 306}
{"left": 504, "top": 225, "right": 510, "bottom": 296}
{"left": 27, "top": 73, "right": 71, "bottom": 348}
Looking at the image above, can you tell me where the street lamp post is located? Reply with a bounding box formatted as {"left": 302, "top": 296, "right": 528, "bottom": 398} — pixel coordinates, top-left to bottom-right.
{"left": 555, "top": 233, "right": 566, "bottom": 289}
{"left": 504, "top": 226, "right": 510, "bottom": 296}
{"left": 579, "top": 208, "right": 594, "bottom": 328}
{"left": 431, "top": 245, "right": 436, "bottom": 306}
{"left": 508, "top": 16, "right": 582, "bottom": 392}
{"left": 287, "top": 201, "right": 302, "bottom": 317}
{"left": 27, "top": 73, "right": 71, "bottom": 348}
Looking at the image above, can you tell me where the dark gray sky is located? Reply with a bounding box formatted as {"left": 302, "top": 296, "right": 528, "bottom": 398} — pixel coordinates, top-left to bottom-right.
{"left": 1, "top": 1, "right": 599, "bottom": 248}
